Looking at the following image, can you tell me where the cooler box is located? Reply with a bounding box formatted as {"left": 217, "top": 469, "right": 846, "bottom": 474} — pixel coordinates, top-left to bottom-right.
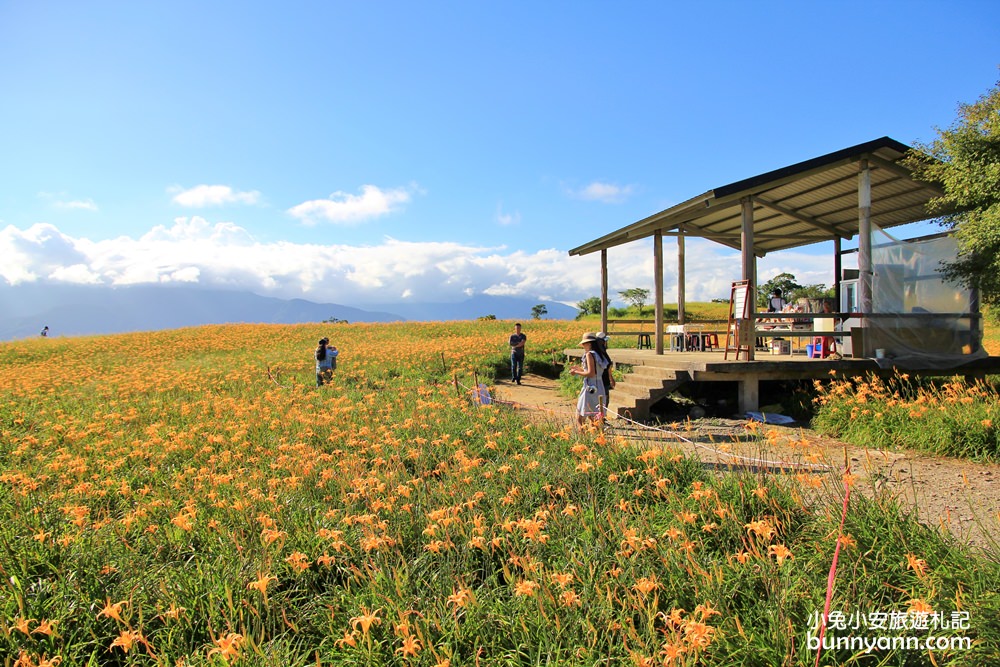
{"left": 770, "top": 339, "right": 791, "bottom": 355}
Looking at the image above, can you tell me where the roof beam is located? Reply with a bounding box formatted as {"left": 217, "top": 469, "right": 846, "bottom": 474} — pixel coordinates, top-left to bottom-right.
{"left": 867, "top": 154, "right": 945, "bottom": 196}
{"left": 660, "top": 230, "right": 813, "bottom": 241}
{"left": 752, "top": 195, "right": 850, "bottom": 239}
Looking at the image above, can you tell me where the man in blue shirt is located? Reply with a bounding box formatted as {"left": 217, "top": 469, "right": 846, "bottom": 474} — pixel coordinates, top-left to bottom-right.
{"left": 508, "top": 323, "right": 527, "bottom": 385}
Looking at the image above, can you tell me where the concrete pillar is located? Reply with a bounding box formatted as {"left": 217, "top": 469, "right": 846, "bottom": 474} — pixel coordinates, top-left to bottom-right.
{"left": 858, "top": 159, "right": 873, "bottom": 317}
{"left": 738, "top": 376, "right": 759, "bottom": 414}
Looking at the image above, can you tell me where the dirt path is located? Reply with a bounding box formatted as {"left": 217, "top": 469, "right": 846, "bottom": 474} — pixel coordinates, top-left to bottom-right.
{"left": 494, "top": 374, "right": 1000, "bottom": 552}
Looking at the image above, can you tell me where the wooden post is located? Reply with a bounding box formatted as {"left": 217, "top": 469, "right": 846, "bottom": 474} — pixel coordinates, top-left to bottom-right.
{"left": 654, "top": 230, "right": 664, "bottom": 354}
{"left": 833, "top": 237, "right": 842, "bottom": 313}
{"left": 741, "top": 197, "right": 756, "bottom": 361}
{"left": 970, "top": 286, "right": 981, "bottom": 354}
{"left": 858, "top": 159, "right": 873, "bottom": 320}
{"left": 601, "top": 249, "right": 609, "bottom": 334}
{"left": 677, "top": 226, "right": 686, "bottom": 325}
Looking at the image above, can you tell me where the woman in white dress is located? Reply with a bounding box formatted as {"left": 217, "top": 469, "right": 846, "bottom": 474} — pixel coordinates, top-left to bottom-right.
{"left": 570, "top": 333, "right": 608, "bottom": 426}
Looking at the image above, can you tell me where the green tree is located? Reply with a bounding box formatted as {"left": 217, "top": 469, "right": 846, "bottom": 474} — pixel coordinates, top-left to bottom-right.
{"left": 757, "top": 273, "right": 803, "bottom": 308}
{"left": 903, "top": 77, "right": 1000, "bottom": 305}
{"left": 794, "top": 283, "right": 834, "bottom": 300}
{"left": 530, "top": 304, "right": 548, "bottom": 320}
{"left": 618, "top": 288, "right": 649, "bottom": 315}
{"left": 576, "top": 296, "right": 602, "bottom": 319}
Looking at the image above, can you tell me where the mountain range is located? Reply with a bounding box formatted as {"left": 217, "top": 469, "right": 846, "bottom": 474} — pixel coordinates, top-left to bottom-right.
{"left": 0, "top": 283, "right": 577, "bottom": 340}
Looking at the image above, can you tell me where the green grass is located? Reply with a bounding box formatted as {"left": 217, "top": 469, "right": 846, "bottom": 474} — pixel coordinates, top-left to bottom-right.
{"left": 811, "top": 373, "right": 1000, "bottom": 461}
{"left": 1, "top": 321, "right": 999, "bottom": 665}
{"left": 577, "top": 301, "right": 732, "bottom": 326}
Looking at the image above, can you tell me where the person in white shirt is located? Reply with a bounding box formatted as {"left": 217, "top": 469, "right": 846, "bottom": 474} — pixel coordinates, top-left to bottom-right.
{"left": 767, "top": 288, "right": 788, "bottom": 313}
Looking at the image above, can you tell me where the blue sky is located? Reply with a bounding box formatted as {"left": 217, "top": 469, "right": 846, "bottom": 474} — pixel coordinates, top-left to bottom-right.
{"left": 1, "top": 1, "right": 998, "bottom": 308}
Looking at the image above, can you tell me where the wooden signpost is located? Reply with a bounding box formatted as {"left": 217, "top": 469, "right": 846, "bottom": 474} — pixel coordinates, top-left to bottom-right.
{"left": 725, "top": 280, "right": 753, "bottom": 360}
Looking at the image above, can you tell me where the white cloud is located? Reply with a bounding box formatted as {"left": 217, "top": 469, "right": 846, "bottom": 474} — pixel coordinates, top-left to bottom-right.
{"left": 49, "top": 264, "right": 103, "bottom": 283}
{"left": 287, "top": 184, "right": 413, "bottom": 226}
{"left": 0, "top": 223, "right": 89, "bottom": 285}
{"left": 571, "top": 181, "right": 636, "bottom": 204}
{"left": 0, "top": 219, "right": 835, "bottom": 308}
{"left": 496, "top": 203, "right": 521, "bottom": 226}
{"left": 37, "top": 191, "right": 99, "bottom": 212}
{"left": 171, "top": 185, "right": 261, "bottom": 207}
{"left": 53, "top": 199, "right": 99, "bottom": 212}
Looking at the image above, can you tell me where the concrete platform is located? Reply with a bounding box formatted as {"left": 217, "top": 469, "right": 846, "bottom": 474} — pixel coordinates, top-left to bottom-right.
{"left": 564, "top": 348, "right": 1000, "bottom": 418}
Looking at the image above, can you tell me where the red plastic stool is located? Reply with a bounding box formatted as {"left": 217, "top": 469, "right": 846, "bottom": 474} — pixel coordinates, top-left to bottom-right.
{"left": 702, "top": 333, "right": 719, "bottom": 350}
{"left": 810, "top": 336, "right": 836, "bottom": 358}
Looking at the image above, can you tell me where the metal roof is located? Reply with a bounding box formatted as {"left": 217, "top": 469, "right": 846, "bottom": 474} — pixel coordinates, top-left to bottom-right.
{"left": 568, "top": 137, "right": 944, "bottom": 258}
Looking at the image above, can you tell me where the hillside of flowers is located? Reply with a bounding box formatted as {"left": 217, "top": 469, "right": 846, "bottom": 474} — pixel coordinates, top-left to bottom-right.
{"left": 1, "top": 321, "right": 997, "bottom": 666}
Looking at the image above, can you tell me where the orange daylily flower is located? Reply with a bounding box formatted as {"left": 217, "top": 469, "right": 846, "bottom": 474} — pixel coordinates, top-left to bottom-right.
{"left": 350, "top": 607, "right": 382, "bottom": 635}
{"left": 97, "top": 599, "right": 128, "bottom": 624}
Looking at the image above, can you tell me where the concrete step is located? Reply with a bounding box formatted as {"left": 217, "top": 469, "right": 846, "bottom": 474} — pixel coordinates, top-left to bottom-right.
{"left": 610, "top": 370, "right": 691, "bottom": 422}
{"left": 629, "top": 366, "right": 678, "bottom": 381}
{"left": 622, "top": 374, "right": 672, "bottom": 390}
{"left": 630, "top": 363, "right": 677, "bottom": 376}
{"left": 613, "top": 384, "right": 653, "bottom": 401}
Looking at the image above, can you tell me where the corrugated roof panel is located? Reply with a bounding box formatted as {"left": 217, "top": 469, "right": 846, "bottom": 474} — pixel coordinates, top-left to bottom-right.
{"left": 568, "top": 137, "right": 942, "bottom": 257}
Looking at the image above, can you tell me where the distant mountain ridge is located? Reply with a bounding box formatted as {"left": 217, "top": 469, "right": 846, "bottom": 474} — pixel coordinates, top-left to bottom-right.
{"left": 0, "top": 284, "right": 577, "bottom": 340}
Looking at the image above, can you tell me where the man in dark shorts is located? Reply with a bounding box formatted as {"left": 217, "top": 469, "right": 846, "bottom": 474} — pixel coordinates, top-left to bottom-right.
{"left": 509, "top": 323, "right": 526, "bottom": 385}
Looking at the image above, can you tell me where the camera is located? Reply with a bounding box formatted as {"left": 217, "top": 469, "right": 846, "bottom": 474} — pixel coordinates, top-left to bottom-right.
{"left": 586, "top": 385, "right": 596, "bottom": 394}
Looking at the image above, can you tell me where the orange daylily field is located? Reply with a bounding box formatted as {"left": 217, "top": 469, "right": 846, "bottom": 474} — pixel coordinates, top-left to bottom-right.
{"left": 1, "top": 320, "right": 998, "bottom": 666}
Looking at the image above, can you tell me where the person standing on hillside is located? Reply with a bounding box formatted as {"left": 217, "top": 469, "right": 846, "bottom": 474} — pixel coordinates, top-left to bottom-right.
{"left": 594, "top": 332, "right": 615, "bottom": 409}
{"left": 570, "top": 333, "right": 608, "bottom": 426}
{"left": 315, "top": 337, "right": 339, "bottom": 386}
{"left": 40, "top": 326, "right": 49, "bottom": 337}
{"left": 508, "top": 323, "right": 527, "bottom": 385}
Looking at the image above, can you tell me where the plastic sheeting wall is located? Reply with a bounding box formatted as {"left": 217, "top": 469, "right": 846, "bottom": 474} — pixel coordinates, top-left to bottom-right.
{"left": 866, "top": 225, "right": 984, "bottom": 368}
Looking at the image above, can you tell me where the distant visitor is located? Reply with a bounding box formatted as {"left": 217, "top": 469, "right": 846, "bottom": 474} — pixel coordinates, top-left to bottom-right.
{"left": 508, "top": 323, "right": 526, "bottom": 385}
{"left": 315, "top": 337, "right": 339, "bottom": 386}
{"left": 40, "top": 326, "right": 49, "bottom": 337}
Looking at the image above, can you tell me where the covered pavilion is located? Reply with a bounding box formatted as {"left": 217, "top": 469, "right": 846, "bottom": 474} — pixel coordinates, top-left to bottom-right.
{"left": 568, "top": 137, "right": 949, "bottom": 359}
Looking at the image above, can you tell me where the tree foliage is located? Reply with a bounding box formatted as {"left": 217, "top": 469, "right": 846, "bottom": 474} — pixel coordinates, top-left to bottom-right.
{"left": 530, "top": 304, "right": 548, "bottom": 320}
{"left": 618, "top": 288, "right": 650, "bottom": 315}
{"left": 904, "top": 77, "right": 1000, "bottom": 305}
{"left": 576, "top": 296, "right": 602, "bottom": 319}
{"left": 758, "top": 273, "right": 832, "bottom": 307}
{"left": 757, "top": 273, "right": 802, "bottom": 308}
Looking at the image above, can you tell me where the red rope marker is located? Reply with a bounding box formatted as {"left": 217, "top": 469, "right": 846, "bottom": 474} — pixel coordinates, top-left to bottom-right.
{"left": 815, "top": 466, "right": 851, "bottom": 667}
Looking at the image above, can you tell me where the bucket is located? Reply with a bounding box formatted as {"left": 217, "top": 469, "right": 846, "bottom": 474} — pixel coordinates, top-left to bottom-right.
{"left": 806, "top": 344, "right": 815, "bottom": 358}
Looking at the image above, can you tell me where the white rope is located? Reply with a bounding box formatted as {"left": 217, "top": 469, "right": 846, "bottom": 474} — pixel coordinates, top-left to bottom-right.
{"left": 610, "top": 410, "right": 833, "bottom": 471}
{"left": 457, "top": 379, "right": 594, "bottom": 418}
{"left": 458, "top": 377, "right": 833, "bottom": 471}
